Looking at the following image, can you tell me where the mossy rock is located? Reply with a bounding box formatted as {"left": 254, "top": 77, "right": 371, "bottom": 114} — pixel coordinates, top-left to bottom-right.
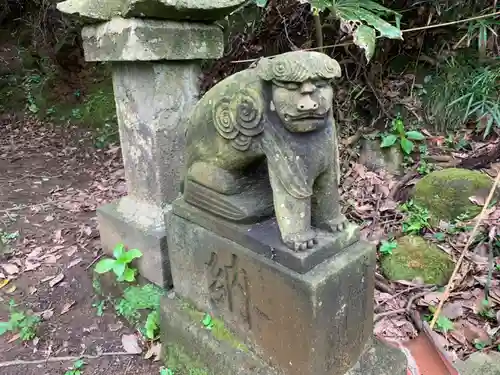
{"left": 413, "top": 168, "right": 498, "bottom": 222}
{"left": 380, "top": 236, "right": 454, "bottom": 285}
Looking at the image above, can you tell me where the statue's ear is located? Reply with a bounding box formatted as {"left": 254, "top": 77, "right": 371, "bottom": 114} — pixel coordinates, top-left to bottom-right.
{"left": 256, "top": 57, "right": 273, "bottom": 81}
{"left": 331, "top": 59, "right": 342, "bottom": 78}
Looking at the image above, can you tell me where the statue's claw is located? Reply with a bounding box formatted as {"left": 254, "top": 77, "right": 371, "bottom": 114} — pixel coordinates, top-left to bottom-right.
{"left": 283, "top": 230, "right": 318, "bottom": 252}
{"left": 320, "top": 215, "right": 348, "bottom": 233}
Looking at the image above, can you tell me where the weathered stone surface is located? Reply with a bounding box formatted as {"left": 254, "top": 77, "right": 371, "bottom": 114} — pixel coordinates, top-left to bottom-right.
{"left": 344, "top": 338, "right": 407, "bottom": 375}
{"left": 57, "top": 0, "right": 247, "bottom": 23}
{"left": 359, "top": 137, "right": 404, "bottom": 176}
{"left": 97, "top": 199, "right": 171, "bottom": 287}
{"left": 413, "top": 168, "right": 499, "bottom": 222}
{"left": 456, "top": 352, "right": 500, "bottom": 375}
{"left": 113, "top": 62, "right": 198, "bottom": 205}
{"left": 380, "top": 235, "right": 454, "bottom": 285}
{"left": 173, "top": 198, "right": 360, "bottom": 273}
{"left": 82, "top": 18, "right": 224, "bottom": 62}
{"left": 166, "top": 211, "right": 376, "bottom": 375}
{"left": 160, "top": 294, "right": 279, "bottom": 375}
{"left": 182, "top": 51, "right": 347, "bottom": 251}
{"left": 57, "top": 0, "right": 122, "bottom": 23}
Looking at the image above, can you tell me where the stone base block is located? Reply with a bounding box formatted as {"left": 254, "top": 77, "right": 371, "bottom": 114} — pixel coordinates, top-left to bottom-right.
{"left": 345, "top": 339, "right": 408, "bottom": 375}
{"left": 160, "top": 294, "right": 278, "bottom": 375}
{"left": 160, "top": 295, "right": 408, "bottom": 375}
{"left": 97, "top": 198, "right": 171, "bottom": 288}
{"left": 166, "top": 210, "right": 376, "bottom": 375}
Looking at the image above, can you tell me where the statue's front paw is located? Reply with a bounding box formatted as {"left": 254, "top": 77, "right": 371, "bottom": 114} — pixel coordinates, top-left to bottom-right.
{"left": 320, "top": 215, "right": 348, "bottom": 233}
{"left": 283, "top": 230, "right": 318, "bottom": 252}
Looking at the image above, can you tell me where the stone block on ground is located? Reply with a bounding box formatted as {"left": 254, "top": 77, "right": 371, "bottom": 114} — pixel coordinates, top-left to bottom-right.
{"left": 166, "top": 202, "right": 379, "bottom": 375}
{"left": 97, "top": 199, "right": 171, "bottom": 288}
{"left": 82, "top": 18, "right": 224, "bottom": 62}
{"left": 456, "top": 352, "right": 500, "bottom": 375}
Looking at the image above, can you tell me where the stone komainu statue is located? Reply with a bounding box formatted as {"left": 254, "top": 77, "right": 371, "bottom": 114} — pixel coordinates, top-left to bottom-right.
{"left": 182, "top": 51, "right": 347, "bottom": 251}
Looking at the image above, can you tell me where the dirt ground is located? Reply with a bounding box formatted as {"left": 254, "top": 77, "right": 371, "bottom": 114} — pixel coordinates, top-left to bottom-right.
{"left": 0, "top": 114, "right": 161, "bottom": 374}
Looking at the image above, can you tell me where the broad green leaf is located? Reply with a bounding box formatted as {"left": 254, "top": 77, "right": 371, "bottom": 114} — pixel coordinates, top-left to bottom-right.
{"left": 122, "top": 248, "right": 143, "bottom": 263}
{"left": 254, "top": 0, "right": 268, "bottom": 7}
{"left": 0, "top": 321, "right": 11, "bottom": 335}
{"left": 353, "top": 25, "right": 376, "bottom": 62}
{"left": 74, "top": 359, "right": 85, "bottom": 369}
{"left": 145, "top": 311, "right": 159, "bottom": 339}
{"left": 335, "top": 2, "right": 402, "bottom": 40}
{"left": 405, "top": 130, "right": 425, "bottom": 141}
{"left": 113, "top": 261, "right": 126, "bottom": 277}
{"left": 435, "top": 315, "right": 454, "bottom": 333}
{"left": 379, "top": 240, "right": 397, "bottom": 255}
{"left": 113, "top": 243, "right": 125, "bottom": 259}
{"left": 122, "top": 267, "right": 136, "bottom": 282}
{"left": 400, "top": 137, "right": 414, "bottom": 155}
{"left": 202, "top": 313, "right": 214, "bottom": 330}
{"left": 380, "top": 134, "right": 398, "bottom": 148}
{"left": 433, "top": 232, "right": 445, "bottom": 242}
{"left": 94, "top": 258, "right": 115, "bottom": 274}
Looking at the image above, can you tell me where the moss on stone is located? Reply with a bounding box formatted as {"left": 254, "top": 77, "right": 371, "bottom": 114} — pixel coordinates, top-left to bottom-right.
{"left": 179, "top": 302, "right": 248, "bottom": 352}
{"left": 380, "top": 236, "right": 454, "bottom": 285}
{"left": 413, "top": 168, "right": 497, "bottom": 222}
{"left": 164, "top": 343, "right": 213, "bottom": 375}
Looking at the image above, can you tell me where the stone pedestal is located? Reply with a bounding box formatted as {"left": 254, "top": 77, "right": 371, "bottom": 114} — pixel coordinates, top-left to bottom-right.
{"left": 163, "top": 198, "right": 408, "bottom": 375}
{"left": 80, "top": 17, "right": 224, "bottom": 287}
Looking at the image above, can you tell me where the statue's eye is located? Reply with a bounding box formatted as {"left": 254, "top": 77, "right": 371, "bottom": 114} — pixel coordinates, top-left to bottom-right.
{"left": 314, "top": 79, "right": 330, "bottom": 87}
{"left": 273, "top": 80, "right": 300, "bottom": 90}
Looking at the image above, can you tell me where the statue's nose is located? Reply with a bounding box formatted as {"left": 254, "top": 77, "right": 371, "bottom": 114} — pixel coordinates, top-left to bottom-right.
{"left": 297, "top": 96, "right": 319, "bottom": 112}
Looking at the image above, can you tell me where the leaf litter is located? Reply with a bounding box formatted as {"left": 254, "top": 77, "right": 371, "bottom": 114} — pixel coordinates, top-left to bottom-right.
{"left": 339, "top": 129, "right": 500, "bottom": 361}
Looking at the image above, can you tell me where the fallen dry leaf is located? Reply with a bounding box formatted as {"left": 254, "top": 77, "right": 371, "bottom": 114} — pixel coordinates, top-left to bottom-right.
{"left": 0, "top": 279, "right": 9, "bottom": 289}
{"left": 67, "top": 258, "right": 83, "bottom": 269}
{"left": 8, "top": 333, "right": 20, "bottom": 343}
{"left": 1, "top": 263, "right": 19, "bottom": 275}
{"left": 122, "top": 334, "right": 142, "bottom": 354}
{"left": 144, "top": 342, "right": 162, "bottom": 361}
{"left": 6, "top": 285, "right": 16, "bottom": 293}
{"left": 48, "top": 273, "right": 64, "bottom": 288}
{"left": 442, "top": 302, "right": 465, "bottom": 320}
{"left": 60, "top": 301, "right": 76, "bottom": 315}
{"left": 41, "top": 309, "right": 54, "bottom": 320}
{"left": 108, "top": 322, "right": 123, "bottom": 332}
{"left": 469, "top": 195, "right": 486, "bottom": 206}
{"left": 24, "top": 261, "right": 41, "bottom": 272}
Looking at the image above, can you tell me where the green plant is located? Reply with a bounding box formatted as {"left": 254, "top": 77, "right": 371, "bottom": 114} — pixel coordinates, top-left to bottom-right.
{"left": 94, "top": 243, "right": 142, "bottom": 282}
{"left": 64, "top": 359, "right": 85, "bottom": 375}
{"left": 202, "top": 313, "right": 214, "bottom": 330}
{"left": 0, "top": 230, "right": 19, "bottom": 245}
{"left": 114, "top": 284, "right": 164, "bottom": 339}
{"left": 380, "top": 115, "right": 426, "bottom": 155}
{"left": 424, "top": 55, "right": 500, "bottom": 136}
{"left": 379, "top": 240, "right": 397, "bottom": 255}
{"left": 160, "top": 369, "right": 175, "bottom": 375}
{"left": 400, "top": 200, "right": 431, "bottom": 234}
{"left": 0, "top": 301, "right": 40, "bottom": 341}
{"left": 310, "top": 0, "right": 402, "bottom": 61}
{"left": 425, "top": 307, "right": 454, "bottom": 333}
{"left": 145, "top": 310, "right": 160, "bottom": 340}
{"left": 92, "top": 300, "right": 106, "bottom": 317}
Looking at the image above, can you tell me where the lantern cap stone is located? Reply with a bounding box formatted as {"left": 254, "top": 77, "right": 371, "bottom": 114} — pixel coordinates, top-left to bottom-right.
{"left": 57, "top": 0, "right": 247, "bottom": 23}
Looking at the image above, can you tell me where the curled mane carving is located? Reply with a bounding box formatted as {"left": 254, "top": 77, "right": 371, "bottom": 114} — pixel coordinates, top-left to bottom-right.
{"left": 212, "top": 87, "right": 264, "bottom": 151}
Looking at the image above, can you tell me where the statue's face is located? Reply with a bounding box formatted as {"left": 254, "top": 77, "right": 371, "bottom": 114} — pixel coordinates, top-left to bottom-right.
{"left": 270, "top": 78, "right": 333, "bottom": 133}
